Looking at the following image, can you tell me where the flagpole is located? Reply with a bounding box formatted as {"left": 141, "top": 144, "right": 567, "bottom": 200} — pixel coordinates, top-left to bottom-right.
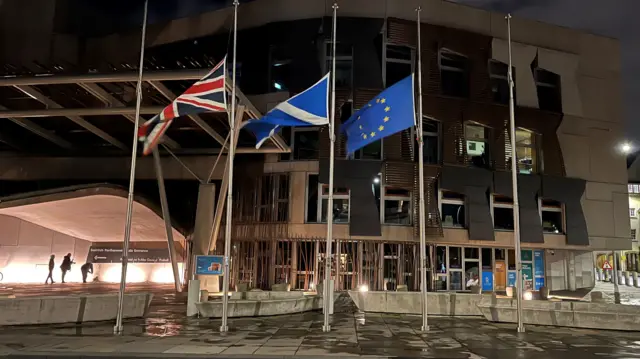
{"left": 415, "top": 6, "right": 429, "bottom": 332}
{"left": 323, "top": 1, "right": 338, "bottom": 334}
{"left": 506, "top": 13, "right": 525, "bottom": 333}
{"left": 114, "top": 0, "right": 148, "bottom": 334}
{"left": 220, "top": 0, "right": 239, "bottom": 333}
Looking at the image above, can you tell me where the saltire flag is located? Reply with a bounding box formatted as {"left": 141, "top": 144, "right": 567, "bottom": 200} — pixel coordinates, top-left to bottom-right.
{"left": 137, "top": 56, "right": 228, "bottom": 155}
{"left": 341, "top": 74, "right": 415, "bottom": 154}
{"left": 242, "top": 73, "right": 330, "bottom": 148}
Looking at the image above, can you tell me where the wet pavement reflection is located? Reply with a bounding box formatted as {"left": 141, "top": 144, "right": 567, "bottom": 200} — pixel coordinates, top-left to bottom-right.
{"left": 0, "top": 286, "right": 639, "bottom": 357}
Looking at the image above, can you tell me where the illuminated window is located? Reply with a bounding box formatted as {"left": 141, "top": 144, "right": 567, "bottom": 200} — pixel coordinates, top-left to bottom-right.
{"left": 465, "top": 123, "right": 491, "bottom": 169}
{"left": 514, "top": 128, "right": 541, "bottom": 174}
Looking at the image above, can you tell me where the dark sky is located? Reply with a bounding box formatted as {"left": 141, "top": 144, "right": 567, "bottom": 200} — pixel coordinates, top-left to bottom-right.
{"left": 450, "top": 0, "right": 640, "bottom": 142}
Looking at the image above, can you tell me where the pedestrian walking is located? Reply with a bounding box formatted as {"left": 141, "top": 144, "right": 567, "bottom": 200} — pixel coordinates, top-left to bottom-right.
{"left": 45, "top": 254, "right": 55, "bottom": 284}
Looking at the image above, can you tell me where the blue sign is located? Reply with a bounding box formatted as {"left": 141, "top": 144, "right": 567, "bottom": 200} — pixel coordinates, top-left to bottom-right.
{"left": 195, "top": 255, "right": 224, "bottom": 275}
{"left": 507, "top": 271, "right": 517, "bottom": 287}
{"left": 534, "top": 250, "right": 545, "bottom": 277}
{"left": 482, "top": 271, "right": 493, "bottom": 291}
{"left": 535, "top": 277, "right": 545, "bottom": 290}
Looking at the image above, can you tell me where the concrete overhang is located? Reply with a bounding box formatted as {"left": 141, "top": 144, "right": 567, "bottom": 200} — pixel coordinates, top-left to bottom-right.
{"left": 0, "top": 184, "right": 185, "bottom": 243}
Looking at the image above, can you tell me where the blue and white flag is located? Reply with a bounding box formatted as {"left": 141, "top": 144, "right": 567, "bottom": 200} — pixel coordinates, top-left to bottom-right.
{"left": 243, "top": 73, "right": 330, "bottom": 148}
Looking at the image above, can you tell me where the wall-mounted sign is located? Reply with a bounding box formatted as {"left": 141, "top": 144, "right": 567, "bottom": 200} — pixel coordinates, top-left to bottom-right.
{"left": 87, "top": 246, "right": 171, "bottom": 264}
{"left": 534, "top": 250, "right": 545, "bottom": 290}
{"left": 522, "top": 263, "right": 533, "bottom": 290}
{"left": 507, "top": 271, "right": 516, "bottom": 287}
{"left": 195, "top": 255, "right": 224, "bottom": 275}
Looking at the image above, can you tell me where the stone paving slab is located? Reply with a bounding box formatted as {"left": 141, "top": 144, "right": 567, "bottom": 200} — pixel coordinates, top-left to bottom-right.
{"left": 2, "top": 311, "right": 640, "bottom": 358}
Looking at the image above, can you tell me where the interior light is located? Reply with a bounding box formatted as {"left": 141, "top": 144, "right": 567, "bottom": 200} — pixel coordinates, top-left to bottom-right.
{"left": 622, "top": 143, "right": 633, "bottom": 154}
{"left": 523, "top": 291, "right": 533, "bottom": 301}
{"left": 373, "top": 177, "right": 380, "bottom": 184}
{"left": 359, "top": 284, "right": 369, "bottom": 292}
{"left": 274, "top": 82, "right": 283, "bottom": 90}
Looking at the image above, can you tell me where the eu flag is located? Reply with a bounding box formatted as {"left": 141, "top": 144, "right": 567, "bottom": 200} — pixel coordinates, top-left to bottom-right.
{"left": 341, "top": 75, "right": 415, "bottom": 154}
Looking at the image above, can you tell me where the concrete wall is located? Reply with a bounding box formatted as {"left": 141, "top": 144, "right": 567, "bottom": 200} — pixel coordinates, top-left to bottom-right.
{"left": 91, "top": 262, "right": 184, "bottom": 284}
{"left": 0, "top": 214, "right": 91, "bottom": 283}
{"left": 545, "top": 250, "right": 594, "bottom": 291}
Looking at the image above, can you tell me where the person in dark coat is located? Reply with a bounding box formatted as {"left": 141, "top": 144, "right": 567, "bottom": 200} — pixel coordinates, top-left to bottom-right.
{"left": 45, "top": 254, "right": 55, "bottom": 284}
{"left": 80, "top": 262, "right": 93, "bottom": 283}
{"left": 60, "top": 253, "right": 74, "bottom": 283}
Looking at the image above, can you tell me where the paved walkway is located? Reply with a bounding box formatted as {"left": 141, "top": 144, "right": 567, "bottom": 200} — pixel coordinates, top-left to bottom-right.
{"left": 1, "top": 299, "right": 640, "bottom": 358}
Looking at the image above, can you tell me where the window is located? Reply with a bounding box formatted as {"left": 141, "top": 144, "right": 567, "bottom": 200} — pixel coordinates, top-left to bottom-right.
{"left": 385, "top": 45, "right": 414, "bottom": 88}
{"left": 382, "top": 187, "right": 411, "bottom": 225}
{"left": 319, "top": 184, "right": 350, "bottom": 223}
{"left": 534, "top": 68, "right": 562, "bottom": 112}
{"left": 440, "top": 190, "right": 465, "bottom": 228}
{"left": 481, "top": 248, "right": 493, "bottom": 270}
{"left": 324, "top": 41, "right": 353, "bottom": 89}
{"left": 257, "top": 174, "right": 289, "bottom": 222}
{"left": 269, "top": 46, "right": 292, "bottom": 91}
{"left": 415, "top": 118, "right": 440, "bottom": 164}
{"left": 540, "top": 199, "right": 563, "bottom": 234}
{"left": 439, "top": 49, "right": 469, "bottom": 98}
{"left": 514, "top": 128, "right": 540, "bottom": 174}
{"left": 489, "top": 60, "right": 514, "bottom": 105}
{"left": 630, "top": 208, "right": 637, "bottom": 218}
{"left": 465, "top": 123, "right": 491, "bottom": 168}
{"left": 629, "top": 184, "right": 640, "bottom": 194}
{"left": 632, "top": 229, "right": 637, "bottom": 241}
{"left": 493, "top": 195, "right": 514, "bottom": 230}
{"left": 306, "top": 174, "right": 319, "bottom": 222}
{"left": 291, "top": 128, "right": 319, "bottom": 160}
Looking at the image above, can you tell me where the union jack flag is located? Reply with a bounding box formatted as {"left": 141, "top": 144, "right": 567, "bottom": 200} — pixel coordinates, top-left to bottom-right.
{"left": 138, "top": 56, "right": 227, "bottom": 155}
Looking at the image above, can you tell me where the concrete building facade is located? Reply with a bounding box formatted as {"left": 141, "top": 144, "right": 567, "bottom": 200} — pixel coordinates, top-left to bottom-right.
{"left": 0, "top": 0, "right": 629, "bottom": 292}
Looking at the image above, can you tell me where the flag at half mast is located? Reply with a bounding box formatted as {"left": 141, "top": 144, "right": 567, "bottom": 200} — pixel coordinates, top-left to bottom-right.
{"left": 137, "top": 56, "right": 227, "bottom": 155}
{"left": 242, "top": 73, "right": 330, "bottom": 148}
{"left": 342, "top": 74, "right": 416, "bottom": 154}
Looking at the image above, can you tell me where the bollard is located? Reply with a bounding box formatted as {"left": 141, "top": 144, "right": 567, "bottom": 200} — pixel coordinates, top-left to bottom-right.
{"left": 635, "top": 272, "right": 640, "bottom": 288}
{"left": 619, "top": 272, "right": 626, "bottom": 286}
{"left": 626, "top": 272, "right": 633, "bottom": 287}
{"left": 597, "top": 268, "right": 603, "bottom": 281}
{"left": 605, "top": 270, "right": 611, "bottom": 282}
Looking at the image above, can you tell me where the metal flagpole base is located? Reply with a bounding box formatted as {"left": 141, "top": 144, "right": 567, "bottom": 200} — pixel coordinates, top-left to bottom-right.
{"left": 421, "top": 325, "right": 430, "bottom": 332}
{"left": 517, "top": 325, "right": 525, "bottom": 333}
{"left": 113, "top": 325, "right": 123, "bottom": 334}
{"left": 322, "top": 325, "right": 331, "bottom": 332}
{"left": 220, "top": 326, "right": 228, "bottom": 333}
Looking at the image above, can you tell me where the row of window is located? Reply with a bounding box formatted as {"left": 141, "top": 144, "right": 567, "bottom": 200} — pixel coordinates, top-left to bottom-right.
{"left": 304, "top": 174, "right": 565, "bottom": 234}
{"left": 287, "top": 120, "right": 542, "bottom": 174}
{"left": 268, "top": 41, "right": 563, "bottom": 113}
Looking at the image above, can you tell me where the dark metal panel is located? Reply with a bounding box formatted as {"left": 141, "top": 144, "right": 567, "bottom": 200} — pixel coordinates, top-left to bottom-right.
{"left": 493, "top": 172, "right": 544, "bottom": 243}
{"left": 542, "top": 175, "right": 588, "bottom": 245}
{"left": 441, "top": 165, "right": 493, "bottom": 240}
{"left": 319, "top": 159, "right": 382, "bottom": 236}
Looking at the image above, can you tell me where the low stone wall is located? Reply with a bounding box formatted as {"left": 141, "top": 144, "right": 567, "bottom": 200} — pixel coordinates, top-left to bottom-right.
{"left": 196, "top": 295, "right": 322, "bottom": 318}
{"left": 0, "top": 292, "right": 153, "bottom": 326}
{"left": 477, "top": 296, "right": 640, "bottom": 331}
{"left": 229, "top": 291, "right": 305, "bottom": 301}
{"left": 348, "top": 291, "right": 484, "bottom": 316}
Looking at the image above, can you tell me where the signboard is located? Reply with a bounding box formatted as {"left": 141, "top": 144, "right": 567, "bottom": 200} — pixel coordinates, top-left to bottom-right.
{"left": 522, "top": 263, "right": 533, "bottom": 290}
{"left": 482, "top": 271, "right": 493, "bottom": 291}
{"left": 602, "top": 261, "right": 612, "bottom": 270}
{"left": 87, "top": 246, "right": 171, "bottom": 264}
{"left": 195, "top": 255, "right": 224, "bottom": 275}
{"left": 507, "top": 271, "right": 516, "bottom": 287}
{"left": 521, "top": 250, "right": 533, "bottom": 262}
{"left": 534, "top": 250, "right": 545, "bottom": 290}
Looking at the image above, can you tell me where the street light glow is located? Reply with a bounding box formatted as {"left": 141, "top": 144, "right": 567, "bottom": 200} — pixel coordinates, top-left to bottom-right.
{"left": 622, "top": 143, "right": 632, "bottom": 154}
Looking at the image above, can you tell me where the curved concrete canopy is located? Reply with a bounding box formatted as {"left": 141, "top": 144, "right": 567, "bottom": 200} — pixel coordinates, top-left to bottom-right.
{"left": 0, "top": 185, "right": 185, "bottom": 243}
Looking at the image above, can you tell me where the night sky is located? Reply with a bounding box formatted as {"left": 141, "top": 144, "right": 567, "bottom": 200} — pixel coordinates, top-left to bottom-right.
{"left": 450, "top": 0, "right": 640, "bottom": 143}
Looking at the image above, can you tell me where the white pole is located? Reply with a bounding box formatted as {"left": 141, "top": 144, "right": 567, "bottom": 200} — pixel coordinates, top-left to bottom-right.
{"left": 506, "top": 13, "right": 525, "bottom": 333}
{"left": 114, "top": 0, "right": 148, "bottom": 334}
{"left": 323, "top": 1, "right": 338, "bottom": 334}
{"left": 415, "top": 6, "right": 429, "bottom": 332}
{"left": 220, "top": 0, "right": 239, "bottom": 333}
